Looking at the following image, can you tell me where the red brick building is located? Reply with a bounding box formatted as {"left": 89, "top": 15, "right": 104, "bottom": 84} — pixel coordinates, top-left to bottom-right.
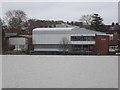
{"left": 94, "top": 35, "right": 109, "bottom": 55}
{"left": 2, "top": 26, "right": 33, "bottom": 54}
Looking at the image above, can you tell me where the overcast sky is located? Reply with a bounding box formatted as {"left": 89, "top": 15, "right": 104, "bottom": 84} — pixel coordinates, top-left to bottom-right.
{"left": 2, "top": 2, "right": 118, "bottom": 25}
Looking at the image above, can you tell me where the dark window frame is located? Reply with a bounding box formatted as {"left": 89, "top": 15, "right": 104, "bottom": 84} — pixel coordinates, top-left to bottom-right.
{"left": 71, "top": 36, "right": 95, "bottom": 41}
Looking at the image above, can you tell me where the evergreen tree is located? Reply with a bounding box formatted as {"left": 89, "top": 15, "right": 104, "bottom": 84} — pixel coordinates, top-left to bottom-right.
{"left": 91, "top": 14, "right": 104, "bottom": 31}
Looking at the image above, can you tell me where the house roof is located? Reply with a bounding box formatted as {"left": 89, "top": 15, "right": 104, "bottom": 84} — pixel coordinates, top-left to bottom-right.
{"left": 33, "top": 27, "right": 73, "bottom": 31}
{"left": 5, "top": 34, "right": 31, "bottom": 38}
{"left": 33, "top": 27, "right": 106, "bottom": 35}
{"left": 5, "top": 33, "right": 17, "bottom": 37}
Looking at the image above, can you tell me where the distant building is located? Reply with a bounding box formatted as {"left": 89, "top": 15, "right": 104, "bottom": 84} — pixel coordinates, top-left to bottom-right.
{"left": 2, "top": 22, "right": 120, "bottom": 55}
{"left": 3, "top": 35, "right": 33, "bottom": 52}
{"left": 32, "top": 27, "right": 110, "bottom": 55}
{"left": 8, "top": 36, "right": 28, "bottom": 51}
{"left": 2, "top": 28, "right": 33, "bottom": 53}
{"left": 107, "top": 22, "right": 120, "bottom": 54}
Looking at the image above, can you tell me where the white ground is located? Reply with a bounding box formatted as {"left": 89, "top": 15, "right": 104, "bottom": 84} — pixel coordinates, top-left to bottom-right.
{"left": 2, "top": 55, "right": 118, "bottom": 88}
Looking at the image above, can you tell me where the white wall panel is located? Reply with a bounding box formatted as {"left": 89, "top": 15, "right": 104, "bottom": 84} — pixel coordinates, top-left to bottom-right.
{"left": 9, "top": 38, "right": 26, "bottom": 45}
{"left": 71, "top": 41, "right": 95, "bottom": 45}
{"left": 33, "top": 34, "right": 70, "bottom": 44}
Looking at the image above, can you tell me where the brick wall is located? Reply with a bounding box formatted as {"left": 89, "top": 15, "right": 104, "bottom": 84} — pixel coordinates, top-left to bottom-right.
{"left": 27, "top": 37, "right": 34, "bottom": 51}
{"left": 95, "top": 35, "right": 109, "bottom": 55}
{"left": 2, "top": 38, "right": 9, "bottom": 52}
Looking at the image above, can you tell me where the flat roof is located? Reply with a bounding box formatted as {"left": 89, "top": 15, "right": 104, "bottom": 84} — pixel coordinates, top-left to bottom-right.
{"left": 33, "top": 27, "right": 73, "bottom": 31}
{"left": 33, "top": 27, "right": 106, "bottom": 35}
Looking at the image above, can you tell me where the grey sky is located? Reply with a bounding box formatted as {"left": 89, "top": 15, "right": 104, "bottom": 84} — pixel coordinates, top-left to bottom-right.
{"left": 2, "top": 2, "right": 118, "bottom": 25}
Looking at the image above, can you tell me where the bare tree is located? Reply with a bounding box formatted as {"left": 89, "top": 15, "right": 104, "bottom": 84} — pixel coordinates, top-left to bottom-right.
{"left": 4, "top": 10, "right": 27, "bottom": 29}
{"left": 79, "top": 14, "right": 92, "bottom": 25}
{"left": 60, "top": 37, "right": 70, "bottom": 52}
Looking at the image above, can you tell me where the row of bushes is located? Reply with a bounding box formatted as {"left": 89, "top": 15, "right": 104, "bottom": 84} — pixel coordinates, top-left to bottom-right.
{"left": 3, "top": 51, "right": 27, "bottom": 55}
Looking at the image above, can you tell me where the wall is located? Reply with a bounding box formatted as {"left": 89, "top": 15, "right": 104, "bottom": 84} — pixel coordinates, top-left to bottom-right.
{"left": 95, "top": 35, "right": 109, "bottom": 55}
{"left": 33, "top": 34, "right": 70, "bottom": 44}
{"left": 33, "top": 32, "right": 96, "bottom": 45}
{"left": 2, "top": 56, "right": 118, "bottom": 88}
{"left": 2, "top": 38, "right": 9, "bottom": 51}
{"left": 9, "top": 37, "right": 26, "bottom": 45}
{"left": 27, "top": 37, "right": 34, "bottom": 50}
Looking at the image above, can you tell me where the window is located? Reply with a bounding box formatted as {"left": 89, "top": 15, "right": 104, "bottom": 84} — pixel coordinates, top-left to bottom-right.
{"left": 72, "top": 45, "right": 94, "bottom": 52}
{"left": 109, "top": 46, "right": 118, "bottom": 50}
{"left": 71, "top": 36, "right": 95, "bottom": 41}
{"left": 101, "top": 38, "right": 106, "bottom": 40}
{"left": 109, "top": 36, "right": 113, "bottom": 40}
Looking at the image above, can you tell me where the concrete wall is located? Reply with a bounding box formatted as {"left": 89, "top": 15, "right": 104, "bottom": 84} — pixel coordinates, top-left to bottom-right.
{"left": 9, "top": 37, "right": 26, "bottom": 45}
{"left": 2, "top": 56, "right": 118, "bottom": 88}
{"left": 33, "top": 34, "right": 70, "bottom": 44}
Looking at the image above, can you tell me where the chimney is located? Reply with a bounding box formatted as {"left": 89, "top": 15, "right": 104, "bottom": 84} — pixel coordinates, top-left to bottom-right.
{"left": 114, "top": 23, "right": 119, "bottom": 30}
{"left": 110, "top": 22, "right": 115, "bottom": 30}
{"left": 112, "top": 22, "right": 115, "bottom": 26}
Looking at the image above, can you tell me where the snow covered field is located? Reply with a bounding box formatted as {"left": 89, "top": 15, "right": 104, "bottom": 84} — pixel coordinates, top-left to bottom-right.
{"left": 2, "top": 55, "right": 118, "bottom": 88}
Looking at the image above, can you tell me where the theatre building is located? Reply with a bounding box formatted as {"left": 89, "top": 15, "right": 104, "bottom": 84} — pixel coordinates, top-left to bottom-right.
{"left": 32, "top": 27, "right": 110, "bottom": 55}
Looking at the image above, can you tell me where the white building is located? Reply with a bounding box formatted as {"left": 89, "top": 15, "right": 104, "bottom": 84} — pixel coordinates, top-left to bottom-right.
{"left": 9, "top": 36, "right": 28, "bottom": 51}
{"left": 32, "top": 27, "right": 107, "bottom": 53}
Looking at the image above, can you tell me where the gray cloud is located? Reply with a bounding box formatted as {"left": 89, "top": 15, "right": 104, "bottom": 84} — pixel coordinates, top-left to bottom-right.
{"left": 2, "top": 2, "right": 118, "bottom": 25}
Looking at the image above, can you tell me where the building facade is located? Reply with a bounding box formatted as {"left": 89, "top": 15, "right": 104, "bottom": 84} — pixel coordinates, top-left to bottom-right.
{"left": 32, "top": 27, "right": 109, "bottom": 55}
{"left": 2, "top": 23, "right": 119, "bottom": 55}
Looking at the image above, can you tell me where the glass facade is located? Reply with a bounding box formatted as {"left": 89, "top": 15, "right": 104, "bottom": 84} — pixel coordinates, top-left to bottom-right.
{"left": 71, "top": 36, "right": 95, "bottom": 41}
{"left": 72, "top": 45, "right": 94, "bottom": 52}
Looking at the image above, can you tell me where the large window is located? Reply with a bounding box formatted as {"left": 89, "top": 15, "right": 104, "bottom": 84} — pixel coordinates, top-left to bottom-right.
{"left": 72, "top": 45, "right": 94, "bottom": 52}
{"left": 71, "top": 36, "right": 95, "bottom": 41}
